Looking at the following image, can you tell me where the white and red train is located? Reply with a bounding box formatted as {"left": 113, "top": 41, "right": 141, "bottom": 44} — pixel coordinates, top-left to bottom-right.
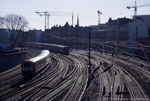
{"left": 21, "top": 50, "right": 50, "bottom": 76}
{"left": 24, "top": 42, "right": 70, "bottom": 54}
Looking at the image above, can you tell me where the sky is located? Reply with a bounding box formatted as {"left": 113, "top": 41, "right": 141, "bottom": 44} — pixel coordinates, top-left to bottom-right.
{"left": 0, "top": 0, "right": 150, "bottom": 30}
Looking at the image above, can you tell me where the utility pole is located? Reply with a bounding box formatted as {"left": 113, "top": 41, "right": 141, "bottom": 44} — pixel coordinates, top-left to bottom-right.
{"left": 97, "top": 10, "right": 102, "bottom": 25}
{"left": 88, "top": 27, "right": 91, "bottom": 73}
{"left": 134, "top": 1, "right": 137, "bottom": 16}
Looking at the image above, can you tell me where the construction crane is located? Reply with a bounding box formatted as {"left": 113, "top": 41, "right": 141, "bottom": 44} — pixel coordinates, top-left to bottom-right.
{"left": 97, "top": 10, "right": 102, "bottom": 25}
{"left": 35, "top": 11, "right": 72, "bottom": 29}
{"left": 127, "top": 1, "right": 150, "bottom": 16}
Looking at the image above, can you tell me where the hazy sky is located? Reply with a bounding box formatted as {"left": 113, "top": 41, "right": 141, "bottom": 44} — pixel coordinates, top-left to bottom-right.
{"left": 0, "top": 0, "right": 150, "bottom": 30}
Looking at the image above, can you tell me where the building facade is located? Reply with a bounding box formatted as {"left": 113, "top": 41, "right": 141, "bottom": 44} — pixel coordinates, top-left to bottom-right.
{"left": 107, "top": 17, "right": 132, "bottom": 42}
{"left": 19, "top": 30, "right": 43, "bottom": 45}
{"left": 0, "top": 29, "right": 10, "bottom": 45}
{"left": 106, "top": 15, "right": 150, "bottom": 42}
{"left": 129, "top": 19, "right": 148, "bottom": 42}
{"left": 129, "top": 15, "right": 150, "bottom": 42}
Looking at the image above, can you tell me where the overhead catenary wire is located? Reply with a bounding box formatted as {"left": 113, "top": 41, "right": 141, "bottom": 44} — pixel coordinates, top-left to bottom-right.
{"left": 35, "top": 11, "right": 72, "bottom": 29}
{"left": 0, "top": 17, "right": 35, "bottom": 30}
{"left": 43, "top": 32, "right": 150, "bottom": 63}
{"left": 0, "top": 11, "right": 45, "bottom": 24}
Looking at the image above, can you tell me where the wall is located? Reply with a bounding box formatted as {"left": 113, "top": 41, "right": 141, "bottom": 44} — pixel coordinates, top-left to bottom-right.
{"left": 36, "top": 30, "right": 42, "bottom": 42}
{"left": 0, "top": 29, "right": 10, "bottom": 45}
{"left": 129, "top": 20, "right": 148, "bottom": 41}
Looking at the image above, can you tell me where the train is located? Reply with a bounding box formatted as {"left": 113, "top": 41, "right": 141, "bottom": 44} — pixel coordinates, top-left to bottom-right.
{"left": 24, "top": 42, "right": 70, "bottom": 54}
{"left": 21, "top": 50, "right": 50, "bottom": 76}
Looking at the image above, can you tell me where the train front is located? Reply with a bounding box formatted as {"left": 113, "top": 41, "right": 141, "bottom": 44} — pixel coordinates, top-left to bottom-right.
{"left": 21, "top": 60, "right": 35, "bottom": 76}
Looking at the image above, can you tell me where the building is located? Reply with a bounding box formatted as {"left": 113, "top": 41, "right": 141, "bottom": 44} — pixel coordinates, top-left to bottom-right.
{"left": 129, "top": 15, "right": 150, "bottom": 42}
{"left": 106, "top": 15, "right": 150, "bottom": 42}
{"left": 107, "top": 17, "right": 133, "bottom": 41}
{"left": 91, "top": 24, "right": 107, "bottom": 40}
{"left": 45, "top": 21, "right": 88, "bottom": 38}
{"left": 19, "top": 30, "right": 43, "bottom": 44}
{"left": 0, "top": 29, "right": 10, "bottom": 45}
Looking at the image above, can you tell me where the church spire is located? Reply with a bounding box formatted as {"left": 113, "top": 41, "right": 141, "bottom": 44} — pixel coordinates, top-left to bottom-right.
{"left": 77, "top": 13, "right": 79, "bottom": 27}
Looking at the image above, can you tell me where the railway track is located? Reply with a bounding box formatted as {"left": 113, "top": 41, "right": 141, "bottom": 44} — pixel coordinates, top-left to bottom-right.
{"left": 62, "top": 54, "right": 88, "bottom": 101}
{"left": 0, "top": 49, "right": 41, "bottom": 100}
{"left": 32, "top": 53, "right": 87, "bottom": 101}
{"left": 0, "top": 48, "right": 78, "bottom": 101}
{"left": 72, "top": 51, "right": 102, "bottom": 101}
{"left": 114, "top": 55, "right": 150, "bottom": 99}
{"left": 0, "top": 48, "right": 40, "bottom": 79}
{"left": 74, "top": 49, "right": 150, "bottom": 101}
{"left": 3, "top": 51, "right": 83, "bottom": 101}
{"left": 19, "top": 54, "right": 67, "bottom": 101}
{"left": 95, "top": 51, "right": 149, "bottom": 101}
{"left": 0, "top": 49, "right": 48, "bottom": 100}
{"left": 1, "top": 48, "right": 150, "bottom": 101}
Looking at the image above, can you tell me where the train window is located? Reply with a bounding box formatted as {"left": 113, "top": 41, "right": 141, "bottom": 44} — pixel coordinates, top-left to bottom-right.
{"left": 24, "top": 62, "right": 32, "bottom": 68}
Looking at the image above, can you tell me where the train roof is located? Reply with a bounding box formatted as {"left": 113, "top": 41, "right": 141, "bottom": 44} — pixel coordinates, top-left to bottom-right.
{"left": 26, "top": 42, "right": 68, "bottom": 48}
{"left": 44, "top": 43, "right": 68, "bottom": 48}
{"left": 29, "top": 50, "right": 49, "bottom": 62}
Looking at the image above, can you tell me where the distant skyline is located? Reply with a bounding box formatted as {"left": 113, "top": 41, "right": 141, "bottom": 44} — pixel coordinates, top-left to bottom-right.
{"left": 0, "top": 0, "right": 150, "bottom": 30}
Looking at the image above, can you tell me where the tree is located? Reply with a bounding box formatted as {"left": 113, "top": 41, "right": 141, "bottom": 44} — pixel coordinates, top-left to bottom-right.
{"left": 0, "top": 18, "right": 2, "bottom": 28}
{"left": 1, "top": 14, "right": 28, "bottom": 48}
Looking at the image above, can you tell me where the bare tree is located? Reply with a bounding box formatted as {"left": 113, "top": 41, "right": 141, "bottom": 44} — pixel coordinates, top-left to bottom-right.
{"left": 0, "top": 17, "right": 4, "bottom": 28}
{"left": 1, "top": 14, "right": 28, "bottom": 48}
